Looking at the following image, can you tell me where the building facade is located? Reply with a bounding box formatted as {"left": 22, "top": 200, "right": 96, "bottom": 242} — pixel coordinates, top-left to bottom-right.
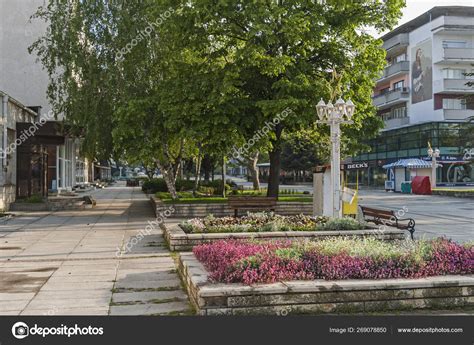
{"left": 353, "top": 6, "right": 474, "bottom": 187}
{"left": 0, "top": 91, "right": 38, "bottom": 210}
{"left": 0, "top": 0, "right": 89, "bottom": 193}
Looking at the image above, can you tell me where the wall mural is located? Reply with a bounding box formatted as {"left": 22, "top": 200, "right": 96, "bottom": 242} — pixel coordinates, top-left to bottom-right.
{"left": 411, "top": 39, "right": 433, "bottom": 104}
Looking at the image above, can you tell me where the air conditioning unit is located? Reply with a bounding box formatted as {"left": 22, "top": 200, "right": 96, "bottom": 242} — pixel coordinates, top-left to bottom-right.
{"left": 385, "top": 180, "right": 394, "bottom": 191}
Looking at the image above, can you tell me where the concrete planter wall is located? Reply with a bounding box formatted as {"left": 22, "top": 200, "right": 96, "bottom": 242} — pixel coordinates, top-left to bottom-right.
{"left": 163, "top": 223, "right": 407, "bottom": 251}
{"left": 432, "top": 190, "right": 474, "bottom": 198}
{"left": 9, "top": 196, "right": 95, "bottom": 212}
{"left": 151, "top": 196, "right": 313, "bottom": 218}
{"left": 179, "top": 252, "right": 474, "bottom": 315}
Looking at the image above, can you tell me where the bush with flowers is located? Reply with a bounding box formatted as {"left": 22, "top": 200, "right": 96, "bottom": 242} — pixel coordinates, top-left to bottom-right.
{"left": 193, "top": 237, "right": 474, "bottom": 285}
{"left": 180, "top": 212, "right": 366, "bottom": 233}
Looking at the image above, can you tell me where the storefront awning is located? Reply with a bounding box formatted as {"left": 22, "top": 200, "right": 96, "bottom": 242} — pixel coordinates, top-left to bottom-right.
{"left": 382, "top": 158, "right": 442, "bottom": 169}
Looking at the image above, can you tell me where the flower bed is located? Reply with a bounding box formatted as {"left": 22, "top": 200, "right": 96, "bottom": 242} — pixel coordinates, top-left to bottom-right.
{"left": 193, "top": 238, "right": 474, "bottom": 285}
{"left": 179, "top": 251, "right": 474, "bottom": 315}
{"left": 180, "top": 213, "right": 365, "bottom": 234}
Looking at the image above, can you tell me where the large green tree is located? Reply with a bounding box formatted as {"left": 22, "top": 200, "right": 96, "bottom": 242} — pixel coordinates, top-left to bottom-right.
{"left": 31, "top": 0, "right": 405, "bottom": 199}
{"left": 174, "top": 0, "right": 405, "bottom": 197}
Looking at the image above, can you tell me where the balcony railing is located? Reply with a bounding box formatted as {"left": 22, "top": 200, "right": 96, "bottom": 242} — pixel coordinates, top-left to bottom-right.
{"left": 443, "top": 48, "right": 474, "bottom": 61}
{"left": 382, "top": 33, "right": 409, "bottom": 52}
{"left": 372, "top": 87, "right": 410, "bottom": 108}
{"left": 377, "top": 61, "right": 410, "bottom": 82}
{"left": 443, "top": 109, "right": 474, "bottom": 120}
{"left": 443, "top": 78, "right": 474, "bottom": 92}
{"left": 383, "top": 117, "right": 410, "bottom": 130}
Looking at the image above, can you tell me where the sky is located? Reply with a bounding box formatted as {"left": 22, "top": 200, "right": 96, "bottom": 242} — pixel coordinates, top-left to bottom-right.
{"left": 374, "top": 0, "right": 474, "bottom": 37}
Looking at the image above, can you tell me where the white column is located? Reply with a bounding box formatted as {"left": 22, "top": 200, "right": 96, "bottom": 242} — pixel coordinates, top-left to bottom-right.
{"left": 331, "top": 120, "right": 341, "bottom": 218}
{"left": 431, "top": 156, "right": 437, "bottom": 189}
{"left": 56, "top": 145, "right": 60, "bottom": 190}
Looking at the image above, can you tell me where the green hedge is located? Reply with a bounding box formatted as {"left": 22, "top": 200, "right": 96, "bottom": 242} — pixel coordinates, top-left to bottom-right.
{"left": 142, "top": 178, "right": 195, "bottom": 193}
{"left": 143, "top": 178, "right": 230, "bottom": 195}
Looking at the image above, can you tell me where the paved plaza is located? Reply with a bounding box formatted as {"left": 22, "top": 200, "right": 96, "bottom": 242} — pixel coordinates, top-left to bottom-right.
{"left": 358, "top": 190, "right": 473, "bottom": 243}
{"left": 0, "top": 184, "right": 191, "bottom": 315}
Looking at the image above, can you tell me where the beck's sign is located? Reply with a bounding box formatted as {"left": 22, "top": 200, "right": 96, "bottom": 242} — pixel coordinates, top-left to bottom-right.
{"left": 344, "top": 162, "right": 368, "bottom": 170}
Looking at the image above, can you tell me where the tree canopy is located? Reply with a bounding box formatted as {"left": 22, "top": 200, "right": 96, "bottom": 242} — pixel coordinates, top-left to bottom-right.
{"left": 30, "top": 0, "right": 405, "bottom": 197}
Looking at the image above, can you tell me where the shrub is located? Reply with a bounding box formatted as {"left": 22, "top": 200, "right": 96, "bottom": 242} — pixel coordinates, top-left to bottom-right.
{"left": 201, "top": 180, "right": 231, "bottom": 195}
{"left": 193, "top": 238, "right": 474, "bottom": 284}
{"left": 316, "top": 217, "right": 366, "bottom": 231}
{"left": 181, "top": 213, "right": 328, "bottom": 233}
{"left": 198, "top": 186, "right": 215, "bottom": 195}
{"left": 142, "top": 178, "right": 195, "bottom": 194}
{"left": 142, "top": 178, "right": 167, "bottom": 193}
{"left": 175, "top": 179, "right": 195, "bottom": 191}
{"left": 156, "top": 191, "right": 194, "bottom": 200}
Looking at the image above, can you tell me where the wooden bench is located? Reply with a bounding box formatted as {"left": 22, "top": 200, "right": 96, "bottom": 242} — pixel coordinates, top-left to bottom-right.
{"left": 360, "top": 206, "right": 415, "bottom": 239}
{"left": 228, "top": 196, "right": 277, "bottom": 217}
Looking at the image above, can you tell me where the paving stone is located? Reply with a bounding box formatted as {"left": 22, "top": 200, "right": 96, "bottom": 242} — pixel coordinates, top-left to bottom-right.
{"left": 112, "top": 290, "right": 188, "bottom": 304}
{"left": 114, "top": 278, "right": 181, "bottom": 290}
{"left": 109, "top": 301, "right": 190, "bottom": 315}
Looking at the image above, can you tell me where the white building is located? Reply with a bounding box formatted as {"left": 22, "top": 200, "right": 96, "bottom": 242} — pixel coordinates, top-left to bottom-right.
{"left": 355, "top": 6, "right": 474, "bottom": 187}
{"left": 373, "top": 6, "right": 474, "bottom": 128}
{"left": 0, "top": 0, "right": 89, "bottom": 193}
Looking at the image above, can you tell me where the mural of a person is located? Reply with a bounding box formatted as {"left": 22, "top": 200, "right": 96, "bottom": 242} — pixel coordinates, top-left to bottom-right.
{"left": 411, "top": 41, "right": 432, "bottom": 104}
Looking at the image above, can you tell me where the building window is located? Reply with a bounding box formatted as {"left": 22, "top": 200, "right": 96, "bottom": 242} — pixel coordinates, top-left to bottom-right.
{"left": 442, "top": 40, "right": 467, "bottom": 49}
{"left": 382, "top": 107, "right": 406, "bottom": 121}
{"left": 443, "top": 98, "right": 466, "bottom": 110}
{"left": 394, "top": 53, "right": 407, "bottom": 63}
{"left": 443, "top": 68, "right": 466, "bottom": 79}
{"left": 381, "top": 112, "right": 391, "bottom": 121}
{"left": 392, "top": 106, "right": 407, "bottom": 119}
{"left": 393, "top": 80, "right": 404, "bottom": 90}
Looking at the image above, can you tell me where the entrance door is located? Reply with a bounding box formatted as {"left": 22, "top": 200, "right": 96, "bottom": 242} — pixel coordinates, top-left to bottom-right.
{"left": 16, "top": 145, "right": 48, "bottom": 199}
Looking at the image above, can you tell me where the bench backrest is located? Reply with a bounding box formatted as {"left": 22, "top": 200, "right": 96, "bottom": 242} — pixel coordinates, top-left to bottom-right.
{"left": 228, "top": 196, "right": 277, "bottom": 207}
{"left": 360, "top": 206, "right": 395, "bottom": 220}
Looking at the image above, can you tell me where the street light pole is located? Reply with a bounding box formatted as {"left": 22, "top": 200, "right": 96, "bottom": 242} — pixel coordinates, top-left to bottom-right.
{"left": 427, "top": 145, "right": 440, "bottom": 189}
{"left": 316, "top": 98, "right": 355, "bottom": 219}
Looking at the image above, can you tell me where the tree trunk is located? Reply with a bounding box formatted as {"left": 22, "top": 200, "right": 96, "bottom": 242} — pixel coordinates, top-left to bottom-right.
{"left": 156, "top": 161, "right": 178, "bottom": 200}
{"left": 267, "top": 125, "right": 283, "bottom": 198}
{"left": 193, "top": 148, "right": 202, "bottom": 195}
{"left": 267, "top": 147, "right": 282, "bottom": 198}
{"left": 245, "top": 152, "right": 260, "bottom": 190}
{"left": 221, "top": 156, "right": 226, "bottom": 198}
{"left": 202, "top": 154, "right": 212, "bottom": 182}
{"left": 145, "top": 167, "right": 154, "bottom": 179}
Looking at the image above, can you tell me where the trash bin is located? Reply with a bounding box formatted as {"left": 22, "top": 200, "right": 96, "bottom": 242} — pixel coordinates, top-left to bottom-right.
{"left": 401, "top": 181, "right": 412, "bottom": 194}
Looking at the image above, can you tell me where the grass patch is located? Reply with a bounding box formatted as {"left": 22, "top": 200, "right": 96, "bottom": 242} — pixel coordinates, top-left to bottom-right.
{"left": 160, "top": 196, "right": 312, "bottom": 204}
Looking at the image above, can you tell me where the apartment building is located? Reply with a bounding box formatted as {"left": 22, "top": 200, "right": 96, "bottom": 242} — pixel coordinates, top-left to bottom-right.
{"left": 0, "top": 0, "right": 89, "bottom": 195}
{"left": 354, "top": 6, "right": 474, "bottom": 187}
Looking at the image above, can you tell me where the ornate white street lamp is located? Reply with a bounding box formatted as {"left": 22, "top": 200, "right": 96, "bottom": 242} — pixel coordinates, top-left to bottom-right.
{"left": 427, "top": 144, "right": 440, "bottom": 189}
{"left": 316, "top": 98, "right": 355, "bottom": 218}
